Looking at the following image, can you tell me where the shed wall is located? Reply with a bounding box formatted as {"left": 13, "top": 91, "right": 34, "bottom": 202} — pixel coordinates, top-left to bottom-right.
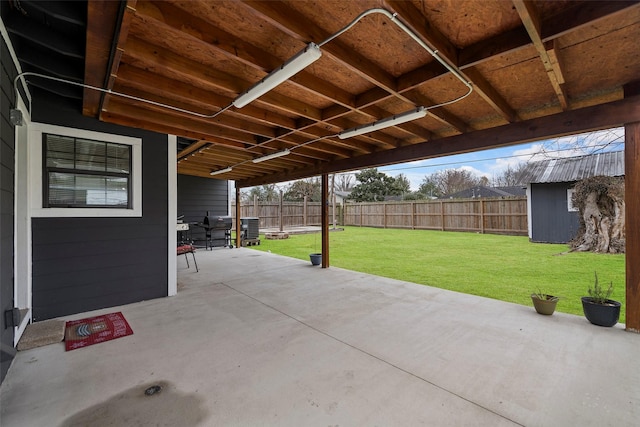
{"left": 530, "top": 183, "right": 580, "bottom": 244}
{"left": 177, "top": 174, "right": 229, "bottom": 247}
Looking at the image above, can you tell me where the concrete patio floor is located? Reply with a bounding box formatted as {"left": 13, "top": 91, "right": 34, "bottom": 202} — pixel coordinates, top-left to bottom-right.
{"left": 1, "top": 248, "right": 639, "bottom": 426}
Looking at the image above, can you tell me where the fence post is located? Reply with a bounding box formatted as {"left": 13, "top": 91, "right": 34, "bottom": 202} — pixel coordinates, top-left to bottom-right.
{"left": 384, "top": 203, "right": 387, "bottom": 228}
{"left": 411, "top": 201, "right": 416, "bottom": 229}
{"left": 440, "top": 201, "right": 445, "bottom": 231}
{"left": 253, "top": 195, "right": 258, "bottom": 218}
{"left": 303, "top": 195, "right": 308, "bottom": 225}
{"left": 279, "top": 190, "right": 284, "bottom": 232}
{"left": 479, "top": 199, "right": 485, "bottom": 234}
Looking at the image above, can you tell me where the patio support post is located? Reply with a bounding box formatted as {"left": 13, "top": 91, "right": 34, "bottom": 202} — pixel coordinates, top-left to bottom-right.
{"left": 235, "top": 184, "right": 241, "bottom": 249}
{"left": 321, "top": 174, "right": 329, "bottom": 268}
{"left": 624, "top": 82, "right": 640, "bottom": 332}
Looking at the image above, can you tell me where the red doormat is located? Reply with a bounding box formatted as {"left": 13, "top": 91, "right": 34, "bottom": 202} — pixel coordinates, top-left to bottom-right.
{"left": 64, "top": 312, "right": 133, "bottom": 351}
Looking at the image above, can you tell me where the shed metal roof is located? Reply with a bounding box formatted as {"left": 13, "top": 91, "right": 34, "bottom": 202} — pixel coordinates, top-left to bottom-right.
{"left": 517, "top": 150, "right": 624, "bottom": 184}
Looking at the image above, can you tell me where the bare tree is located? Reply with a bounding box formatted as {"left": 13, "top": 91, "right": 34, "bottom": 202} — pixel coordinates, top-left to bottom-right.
{"left": 429, "top": 169, "right": 483, "bottom": 196}
{"left": 335, "top": 173, "right": 354, "bottom": 192}
{"left": 535, "top": 127, "right": 624, "bottom": 160}
{"left": 493, "top": 163, "right": 528, "bottom": 186}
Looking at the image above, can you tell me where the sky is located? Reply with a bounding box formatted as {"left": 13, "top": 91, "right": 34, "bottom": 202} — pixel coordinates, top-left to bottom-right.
{"left": 244, "top": 127, "right": 625, "bottom": 194}
{"left": 369, "top": 127, "right": 626, "bottom": 191}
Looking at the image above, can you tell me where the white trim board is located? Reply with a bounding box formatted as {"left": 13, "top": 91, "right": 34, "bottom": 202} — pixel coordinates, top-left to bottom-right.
{"left": 168, "top": 135, "right": 177, "bottom": 297}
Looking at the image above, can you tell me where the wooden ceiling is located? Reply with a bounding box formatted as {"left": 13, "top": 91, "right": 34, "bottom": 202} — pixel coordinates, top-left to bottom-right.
{"left": 79, "top": 0, "right": 640, "bottom": 187}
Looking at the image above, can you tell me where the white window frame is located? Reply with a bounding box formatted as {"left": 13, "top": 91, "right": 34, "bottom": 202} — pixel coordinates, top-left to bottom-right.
{"left": 567, "top": 188, "right": 578, "bottom": 212}
{"left": 29, "top": 123, "right": 142, "bottom": 217}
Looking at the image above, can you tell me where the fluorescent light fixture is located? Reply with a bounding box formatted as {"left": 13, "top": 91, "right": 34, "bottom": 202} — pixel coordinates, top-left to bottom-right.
{"left": 252, "top": 149, "right": 291, "bottom": 163}
{"left": 209, "top": 167, "right": 233, "bottom": 176}
{"left": 338, "top": 107, "right": 427, "bottom": 139}
{"left": 232, "top": 43, "right": 322, "bottom": 108}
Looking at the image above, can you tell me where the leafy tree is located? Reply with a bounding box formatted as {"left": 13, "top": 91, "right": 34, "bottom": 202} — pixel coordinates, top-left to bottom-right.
{"left": 393, "top": 174, "right": 411, "bottom": 195}
{"left": 284, "top": 178, "right": 321, "bottom": 201}
{"left": 242, "top": 184, "right": 279, "bottom": 202}
{"left": 349, "top": 168, "right": 406, "bottom": 202}
{"left": 418, "top": 176, "right": 441, "bottom": 198}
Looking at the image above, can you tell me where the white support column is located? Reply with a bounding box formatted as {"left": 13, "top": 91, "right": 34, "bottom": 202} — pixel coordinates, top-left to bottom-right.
{"left": 167, "top": 135, "right": 177, "bottom": 296}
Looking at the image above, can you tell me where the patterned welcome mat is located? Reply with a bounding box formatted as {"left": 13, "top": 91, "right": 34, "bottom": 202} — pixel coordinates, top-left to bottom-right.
{"left": 65, "top": 312, "right": 133, "bottom": 351}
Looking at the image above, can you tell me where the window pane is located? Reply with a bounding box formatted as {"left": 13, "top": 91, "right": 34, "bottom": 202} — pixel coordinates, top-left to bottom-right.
{"left": 44, "top": 134, "right": 132, "bottom": 208}
{"left": 48, "top": 172, "right": 128, "bottom": 207}
{"left": 46, "top": 135, "right": 75, "bottom": 168}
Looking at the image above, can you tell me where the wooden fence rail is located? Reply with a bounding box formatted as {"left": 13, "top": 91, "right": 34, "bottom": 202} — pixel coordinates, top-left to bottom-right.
{"left": 232, "top": 197, "right": 528, "bottom": 236}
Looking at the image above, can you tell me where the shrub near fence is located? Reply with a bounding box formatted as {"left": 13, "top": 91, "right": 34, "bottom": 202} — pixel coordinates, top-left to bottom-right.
{"left": 233, "top": 197, "right": 527, "bottom": 236}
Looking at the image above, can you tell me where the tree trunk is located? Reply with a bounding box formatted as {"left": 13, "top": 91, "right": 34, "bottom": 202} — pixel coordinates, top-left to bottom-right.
{"left": 572, "top": 189, "right": 625, "bottom": 253}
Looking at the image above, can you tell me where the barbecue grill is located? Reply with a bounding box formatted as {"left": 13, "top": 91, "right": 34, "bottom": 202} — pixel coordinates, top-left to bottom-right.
{"left": 199, "top": 215, "right": 233, "bottom": 250}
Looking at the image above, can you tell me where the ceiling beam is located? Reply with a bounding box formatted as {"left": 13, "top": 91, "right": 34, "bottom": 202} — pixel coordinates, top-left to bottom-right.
{"left": 84, "top": 0, "right": 121, "bottom": 117}
{"left": 513, "top": 0, "right": 568, "bottom": 110}
{"left": 238, "top": 95, "right": 640, "bottom": 187}
{"left": 460, "top": 1, "right": 639, "bottom": 69}
{"left": 99, "top": 0, "right": 137, "bottom": 119}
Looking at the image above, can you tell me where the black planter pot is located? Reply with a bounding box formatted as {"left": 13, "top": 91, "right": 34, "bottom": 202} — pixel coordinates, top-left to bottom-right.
{"left": 309, "top": 253, "right": 322, "bottom": 266}
{"left": 581, "top": 297, "right": 621, "bottom": 327}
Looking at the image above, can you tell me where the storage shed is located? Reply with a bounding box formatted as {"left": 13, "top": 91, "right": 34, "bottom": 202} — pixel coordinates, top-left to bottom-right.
{"left": 517, "top": 151, "right": 625, "bottom": 243}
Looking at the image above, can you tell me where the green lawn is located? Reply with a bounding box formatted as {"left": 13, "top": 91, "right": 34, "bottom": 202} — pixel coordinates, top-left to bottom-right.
{"left": 247, "top": 226, "right": 626, "bottom": 322}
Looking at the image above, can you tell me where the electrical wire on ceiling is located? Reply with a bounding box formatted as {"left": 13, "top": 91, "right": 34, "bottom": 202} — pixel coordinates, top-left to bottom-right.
{"left": 12, "top": 7, "right": 473, "bottom": 174}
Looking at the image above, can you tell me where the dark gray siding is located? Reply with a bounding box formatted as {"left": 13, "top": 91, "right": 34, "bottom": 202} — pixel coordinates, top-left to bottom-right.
{"left": 31, "top": 97, "right": 168, "bottom": 321}
{"left": 177, "top": 174, "right": 229, "bottom": 247}
{"left": 530, "top": 183, "right": 580, "bottom": 244}
{"left": 1, "top": 35, "right": 16, "bottom": 383}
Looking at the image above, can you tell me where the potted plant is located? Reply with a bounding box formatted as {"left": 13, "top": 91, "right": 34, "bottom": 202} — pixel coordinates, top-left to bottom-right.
{"left": 309, "top": 253, "right": 322, "bottom": 266}
{"left": 530, "top": 290, "right": 559, "bottom": 315}
{"left": 581, "top": 272, "right": 621, "bottom": 327}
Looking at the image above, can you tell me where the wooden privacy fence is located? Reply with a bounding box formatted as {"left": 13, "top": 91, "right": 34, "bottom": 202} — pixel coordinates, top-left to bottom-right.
{"left": 233, "top": 197, "right": 527, "bottom": 236}
{"left": 232, "top": 200, "right": 339, "bottom": 229}
{"left": 344, "top": 198, "right": 528, "bottom": 235}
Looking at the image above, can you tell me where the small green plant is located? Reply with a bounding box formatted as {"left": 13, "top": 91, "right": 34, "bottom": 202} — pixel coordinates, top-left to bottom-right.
{"left": 532, "top": 289, "right": 558, "bottom": 301}
{"left": 588, "top": 272, "right": 613, "bottom": 304}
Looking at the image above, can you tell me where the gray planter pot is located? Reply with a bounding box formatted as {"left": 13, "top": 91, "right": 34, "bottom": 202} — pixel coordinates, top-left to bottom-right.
{"left": 309, "top": 253, "right": 322, "bottom": 266}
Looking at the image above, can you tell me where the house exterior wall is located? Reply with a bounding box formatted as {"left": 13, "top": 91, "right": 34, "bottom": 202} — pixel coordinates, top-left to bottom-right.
{"left": 30, "top": 97, "right": 169, "bottom": 321}
{"left": 177, "top": 174, "right": 229, "bottom": 247}
{"left": 530, "top": 182, "right": 580, "bottom": 244}
{"left": 1, "top": 33, "right": 16, "bottom": 383}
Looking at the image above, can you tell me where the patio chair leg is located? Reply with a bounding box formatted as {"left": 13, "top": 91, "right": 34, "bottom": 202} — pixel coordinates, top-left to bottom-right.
{"left": 191, "top": 251, "right": 198, "bottom": 272}
{"left": 184, "top": 253, "right": 190, "bottom": 268}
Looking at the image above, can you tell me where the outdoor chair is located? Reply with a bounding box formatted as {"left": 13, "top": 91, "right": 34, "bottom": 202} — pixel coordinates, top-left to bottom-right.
{"left": 177, "top": 244, "right": 198, "bottom": 272}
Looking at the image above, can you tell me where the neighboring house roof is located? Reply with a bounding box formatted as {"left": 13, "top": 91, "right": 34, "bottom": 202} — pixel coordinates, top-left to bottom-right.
{"left": 517, "top": 151, "right": 624, "bottom": 184}
{"left": 442, "top": 186, "right": 526, "bottom": 199}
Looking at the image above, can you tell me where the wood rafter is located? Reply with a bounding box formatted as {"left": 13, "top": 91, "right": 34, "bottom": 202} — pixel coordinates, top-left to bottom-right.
{"left": 75, "top": 0, "right": 640, "bottom": 185}
{"left": 99, "top": 0, "right": 136, "bottom": 118}
{"left": 513, "top": 0, "right": 569, "bottom": 110}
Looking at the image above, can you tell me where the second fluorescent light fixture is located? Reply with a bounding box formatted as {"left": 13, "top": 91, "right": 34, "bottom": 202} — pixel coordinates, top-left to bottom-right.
{"left": 210, "top": 167, "right": 233, "bottom": 176}
{"left": 252, "top": 149, "right": 291, "bottom": 163}
{"left": 338, "top": 107, "right": 427, "bottom": 139}
{"left": 232, "top": 43, "right": 322, "bottom": 108}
